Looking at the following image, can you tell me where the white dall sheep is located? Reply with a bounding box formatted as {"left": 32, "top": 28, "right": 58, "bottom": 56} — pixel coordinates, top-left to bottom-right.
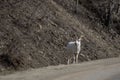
{"left": 66, "top": 35, "right": 83, "bottom": 64}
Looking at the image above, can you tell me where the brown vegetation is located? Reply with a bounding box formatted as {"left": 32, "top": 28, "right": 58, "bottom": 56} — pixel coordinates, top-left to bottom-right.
{"left": 0, "top": 0, "right": 120, "bottom": 72}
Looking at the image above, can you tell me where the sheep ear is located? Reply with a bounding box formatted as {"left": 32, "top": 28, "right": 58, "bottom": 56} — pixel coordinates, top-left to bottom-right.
{"left": 81, "top": 35, "right": 84, "bottom": 38}
{"left": 79, "top": 35, "right": 84, "bottom": 39}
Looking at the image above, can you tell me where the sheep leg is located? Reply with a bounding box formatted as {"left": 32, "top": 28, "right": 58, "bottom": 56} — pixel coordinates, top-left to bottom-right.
{"left": 73, "top": 54, "right": 76, "bottom": 64}
{"left": 67, "top": 59, "right": 70, "bottom": 65}
{"left": 67, "top": 56, "right": 71, "bottom": 64}
{"left": 76, "top": 53, "right": 79, "bottom": 63}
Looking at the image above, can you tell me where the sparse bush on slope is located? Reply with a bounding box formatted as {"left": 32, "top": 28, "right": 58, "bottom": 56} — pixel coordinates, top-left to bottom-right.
{"left": 0, "top": 0, "right": 120, "bottom": 72}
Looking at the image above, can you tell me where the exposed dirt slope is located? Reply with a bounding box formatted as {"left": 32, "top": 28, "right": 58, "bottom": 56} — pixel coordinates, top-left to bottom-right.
{"left": 0, "top": 0, "right": 120, "bottom": 71}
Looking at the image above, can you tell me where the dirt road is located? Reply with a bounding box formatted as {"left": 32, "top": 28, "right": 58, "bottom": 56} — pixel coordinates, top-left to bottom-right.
{"left": 0, "top": 58, "right": 120, "bottom": 80}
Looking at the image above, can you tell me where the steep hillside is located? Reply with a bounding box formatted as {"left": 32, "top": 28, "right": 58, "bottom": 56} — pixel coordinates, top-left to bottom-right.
{"left": 0, "top": 0, "right": 120, "bottom": 72}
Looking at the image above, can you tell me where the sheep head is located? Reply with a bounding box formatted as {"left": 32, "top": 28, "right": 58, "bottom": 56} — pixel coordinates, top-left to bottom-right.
{"left": 78, "top": 35, "right": 84, "bottom": 41}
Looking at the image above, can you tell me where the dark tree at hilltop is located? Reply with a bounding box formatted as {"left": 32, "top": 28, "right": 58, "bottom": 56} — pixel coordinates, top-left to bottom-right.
{"left": 103, "top": 0, "right": 119, "bottom": 27}
{"left": 104, "top": 0, "right": 120, "bottom": 33}
{"left": 82, "top": 0, "right": 120, "bottom": 33}
{"left": 104, "top": 0, "right": 112, "bottom": 27}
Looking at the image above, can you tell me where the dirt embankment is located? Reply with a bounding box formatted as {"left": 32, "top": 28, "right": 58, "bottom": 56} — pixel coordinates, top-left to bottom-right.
{"left": 0, "top": 0, "right": 120, "bottom": 72}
